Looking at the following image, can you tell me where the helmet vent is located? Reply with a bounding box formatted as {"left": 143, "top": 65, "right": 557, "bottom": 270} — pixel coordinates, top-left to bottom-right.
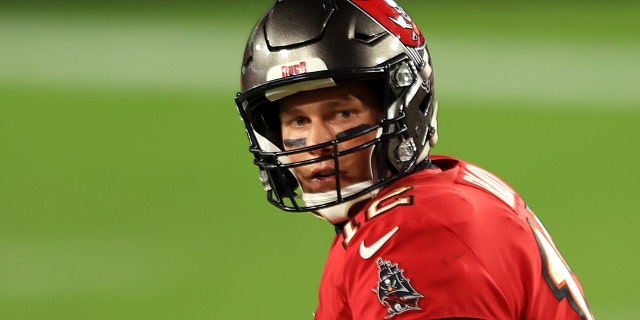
{"left": 353, "top": 31, "right": 387, "bottom": 44}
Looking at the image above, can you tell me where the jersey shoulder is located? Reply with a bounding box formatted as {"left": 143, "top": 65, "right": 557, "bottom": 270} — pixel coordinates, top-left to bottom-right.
{"left": 387, "top": 155, "right": 526, "bottom": 218}
{"left": 339, "top": 155, "right": 531, "bottom": 251}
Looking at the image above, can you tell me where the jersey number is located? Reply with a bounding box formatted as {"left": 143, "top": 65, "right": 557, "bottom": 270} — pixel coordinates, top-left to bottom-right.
{"left": 530, "top": 216, "right": 594, "bottom": 320}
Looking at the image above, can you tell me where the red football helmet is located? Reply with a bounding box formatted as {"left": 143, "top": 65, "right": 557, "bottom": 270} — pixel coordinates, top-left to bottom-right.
{"left": 235, "top": 0, "right": 438, "bottom": 223}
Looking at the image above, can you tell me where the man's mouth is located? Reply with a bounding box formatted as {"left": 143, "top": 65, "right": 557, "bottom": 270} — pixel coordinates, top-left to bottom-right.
{"left": 311, "top": 168, "right": 338, "bottom": 180}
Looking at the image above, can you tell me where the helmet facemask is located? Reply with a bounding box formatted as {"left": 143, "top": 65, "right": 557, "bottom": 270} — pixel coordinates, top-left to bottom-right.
{"left": 236, "top": 55, "right": 436, "bottom": 223}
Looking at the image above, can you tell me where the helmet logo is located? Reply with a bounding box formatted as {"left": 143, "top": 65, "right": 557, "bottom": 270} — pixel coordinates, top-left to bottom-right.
{"left": 266, "top": 57, "right": 329, "bottom": 82}
{"left": 281, "top": 61, "right": 307, "bottom": 78}
{"left": 351, "top": 0, "right": 424, "bottom": 47}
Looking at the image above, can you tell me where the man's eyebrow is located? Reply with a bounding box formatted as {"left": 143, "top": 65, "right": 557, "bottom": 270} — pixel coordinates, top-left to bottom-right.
{"left": 283, "top": 138, "right": 307, "bottom": 148}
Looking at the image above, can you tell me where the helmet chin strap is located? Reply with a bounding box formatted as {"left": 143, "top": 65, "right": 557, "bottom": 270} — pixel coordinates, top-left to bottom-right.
{"left": 302, "top": 181, "right": 380, "bottom": 224}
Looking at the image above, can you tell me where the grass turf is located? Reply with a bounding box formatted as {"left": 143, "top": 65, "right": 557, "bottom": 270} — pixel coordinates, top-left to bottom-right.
{"left": 1, "top": 1, "right": 639, "bottom": 318}
{"left": 2, "top": 85, "right": 638, "bottom": 318}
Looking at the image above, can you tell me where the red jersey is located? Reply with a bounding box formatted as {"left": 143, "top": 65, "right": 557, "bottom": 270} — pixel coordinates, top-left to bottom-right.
{"left": 314, "top": 156, "right": 594, "bottom": 320}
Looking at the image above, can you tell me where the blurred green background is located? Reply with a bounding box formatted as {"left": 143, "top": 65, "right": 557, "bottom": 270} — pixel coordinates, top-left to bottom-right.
{"left": 1, "top": 0, "right": 638, "bottom": 319}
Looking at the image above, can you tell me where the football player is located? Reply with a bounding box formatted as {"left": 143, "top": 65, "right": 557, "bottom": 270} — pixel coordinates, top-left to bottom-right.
{"left": 234, "top": 0, "right": 595, "bottom": 319}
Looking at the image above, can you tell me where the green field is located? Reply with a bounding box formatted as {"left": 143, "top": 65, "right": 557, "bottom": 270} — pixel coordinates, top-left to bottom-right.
{"left": 1, "top": 1, "right": 639, "bottom": 319}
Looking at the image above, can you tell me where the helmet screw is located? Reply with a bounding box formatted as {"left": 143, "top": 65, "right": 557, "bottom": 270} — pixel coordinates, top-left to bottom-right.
{"left": 397, "top": 138, "right": 416, "bottom": 162}
{"left": 424, "top": 79, "right": 430, "bottom": 93}
{"left": 259, "top": 170, "right": 272, "bottom": 191}
{"left": 393, "top": 62, "right": 415, "bottom": 88}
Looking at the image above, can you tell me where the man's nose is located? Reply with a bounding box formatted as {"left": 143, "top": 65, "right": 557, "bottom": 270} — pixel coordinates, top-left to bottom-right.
{"left": 307, "top": 123, "right": 334, "bottom": 155}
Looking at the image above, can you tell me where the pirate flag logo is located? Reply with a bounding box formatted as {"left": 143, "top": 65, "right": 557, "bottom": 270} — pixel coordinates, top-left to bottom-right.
{"left": 373, "top": 258, "right": 423, "bottom": 318}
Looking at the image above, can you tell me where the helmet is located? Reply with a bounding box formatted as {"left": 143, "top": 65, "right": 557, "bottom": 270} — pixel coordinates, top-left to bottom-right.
{"left": 235, "top": 0, "right": 438, "bottom": 223}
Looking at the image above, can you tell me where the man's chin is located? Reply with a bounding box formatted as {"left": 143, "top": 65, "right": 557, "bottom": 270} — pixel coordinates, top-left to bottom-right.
{"left": 303, "top": 185, "right": 338, "bottom": 195}
{"left": 301, "top": 178, "right": 337, "bottom": 194}
{"left": 303, "top": 178, "right": 366, "bottom": 194}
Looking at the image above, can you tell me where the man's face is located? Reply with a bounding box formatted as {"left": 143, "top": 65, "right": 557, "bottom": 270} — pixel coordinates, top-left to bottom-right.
{"left": 279, "top": 81, "right": 383, "bottom": 194}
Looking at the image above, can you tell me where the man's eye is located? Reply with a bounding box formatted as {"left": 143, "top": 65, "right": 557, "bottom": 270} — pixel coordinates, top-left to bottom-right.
{"left": 338, "top": 110, "right": 353, "bottom": 119}
{"left": 294, "top": 117, "right": 307, "bottom": 126}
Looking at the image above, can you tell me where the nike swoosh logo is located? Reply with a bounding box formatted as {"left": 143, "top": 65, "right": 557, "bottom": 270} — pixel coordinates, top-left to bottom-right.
{"left": 359, "top": 226, "right": 399, "bottom": 259}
